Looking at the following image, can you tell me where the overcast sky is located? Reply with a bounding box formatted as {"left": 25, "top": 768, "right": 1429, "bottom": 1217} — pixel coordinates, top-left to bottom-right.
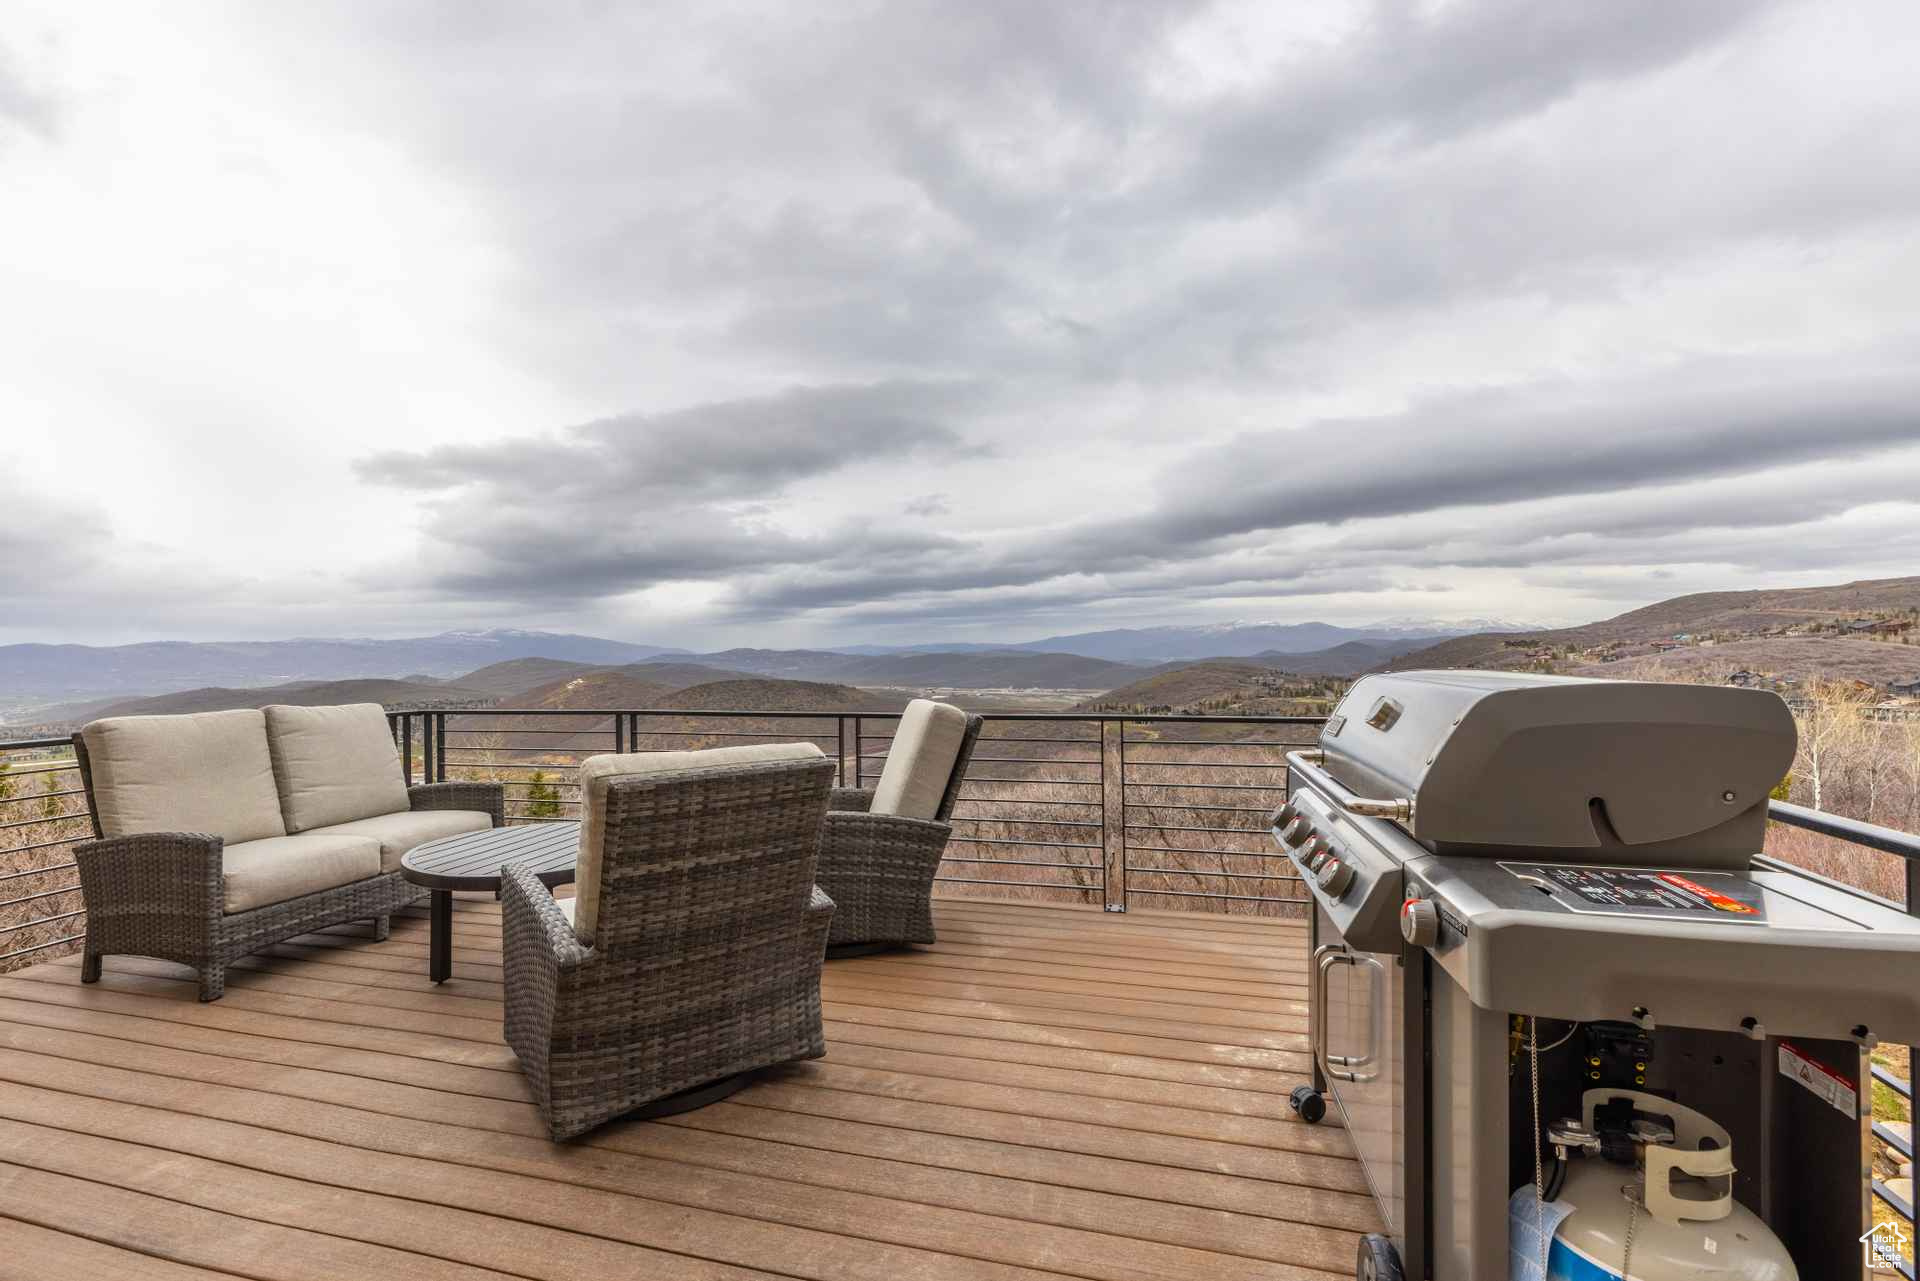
{"left": 4, "top": 1, "right": 1919, "bottom": 650}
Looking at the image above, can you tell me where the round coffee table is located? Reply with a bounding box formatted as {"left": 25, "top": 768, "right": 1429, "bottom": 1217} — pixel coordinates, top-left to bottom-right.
{"left": 402, "top": 823, "right": 580, "bottom": 983}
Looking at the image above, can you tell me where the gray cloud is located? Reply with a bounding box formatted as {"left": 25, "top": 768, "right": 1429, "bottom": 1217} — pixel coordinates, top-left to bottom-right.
{"left": 11, "top": 1, "right": 1920, "bottom": 646}
{"left": 359, "top": 380, "right": 980, "bottom": 601}
{"left": 1131, "top": 362, "right": 1920, "bottom": 550}
{"left": 667, "top": 355, "right": 1920, "bottom": 625}
{"left": 0, "top": 42, "right": 60, "bottom": 142}
{"left": 359, "top": 379, "right": 978, "bottom": 500}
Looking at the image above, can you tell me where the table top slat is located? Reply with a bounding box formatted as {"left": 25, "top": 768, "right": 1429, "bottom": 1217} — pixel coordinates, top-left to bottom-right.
{"left": 402, "top": 823, "right": 580, "bottom": 891}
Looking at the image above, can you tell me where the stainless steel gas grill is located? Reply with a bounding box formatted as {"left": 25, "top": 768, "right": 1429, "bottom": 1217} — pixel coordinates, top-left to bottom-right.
{"left": 1276, "top": 670, "right": 1920, "bottom": 1281}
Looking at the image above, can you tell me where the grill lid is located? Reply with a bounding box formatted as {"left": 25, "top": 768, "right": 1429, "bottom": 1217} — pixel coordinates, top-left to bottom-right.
{"left": 1319, "top": 671, "right": 1796, "bottom": 851}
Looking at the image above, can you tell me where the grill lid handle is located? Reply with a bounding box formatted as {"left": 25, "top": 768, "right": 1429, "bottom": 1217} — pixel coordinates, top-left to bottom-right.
{"left": 1289, "top": 750, "right": 1414, "bottom": 823}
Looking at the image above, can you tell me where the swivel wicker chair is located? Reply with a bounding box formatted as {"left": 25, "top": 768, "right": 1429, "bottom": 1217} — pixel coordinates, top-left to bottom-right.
{"left": 817, "top": 699, "right": 983, "bottom": 957}
{"left": 501, "top": 742, "right": 838, "bottom": 1141}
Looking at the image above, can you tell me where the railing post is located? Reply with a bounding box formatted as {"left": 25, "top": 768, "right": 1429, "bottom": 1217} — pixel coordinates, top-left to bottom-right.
{"left": 1101, "top": 719, "right": 1126, "bottom": 912}
{"left": 853, "top": 717, "right": 864, "bottom": 789}
{"left": 401, "top": 714, "right": 414, "bottom": 786}
{"left": 434, "top": 713, "right": 448, "bottom": 783}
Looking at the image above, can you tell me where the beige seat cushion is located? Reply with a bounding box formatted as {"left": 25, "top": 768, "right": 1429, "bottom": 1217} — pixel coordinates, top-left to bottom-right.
{"left": 870, "top": 699, "right": 970, "bottom": 821}
{"left": 221, "top": 832, "right": 382, "bottom": 914}
{"left": 309, "top": 808, "right": 492, "bottom": 871}
{"left": 572, "top": 742, "right": 825, "bottom": 944}
{"left": 264, "top": 703, "right": 411, "bottom": 832}
{"left": 82, "top": 709, "right": 288, "bottom": 844}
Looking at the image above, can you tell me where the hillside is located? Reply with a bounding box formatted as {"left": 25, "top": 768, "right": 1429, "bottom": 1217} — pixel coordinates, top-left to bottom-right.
{"left": 497, "top": 661, "right": 755, "bottom": 709}
{"left": 504, "top": 671, "right": 678, "bottom": 711}
{"left": 830, "top": 651, "right": 1133, "bottom": 688}
{"left": 688, "top": 649, "right": 1135, "bottom": 688}
{"left": 1388, "top": 576, "right": 1920, "bottom": 680}
{"left": 85, "top": 677, "right": 491, "bottom": 719}
{"left": 1078, "top": 661, "right": 1284, "bottom": 710}
{"left": 453, "top": 658, "right": 598, "bottom": 696}
{"left": 620, "top": 662, "right": 758, "bottom": 688}
{"left": 1251, "top": 639, "right": 1430, "bottom": 676}
{"left": 1569, "top": 637, "right": 1920, "bottom": 687}
{"left": 1075, "top": 661, "right": 1342, "bottom": 715}
{"left": 655, "top": 680, "right": 909, "bottom": 713}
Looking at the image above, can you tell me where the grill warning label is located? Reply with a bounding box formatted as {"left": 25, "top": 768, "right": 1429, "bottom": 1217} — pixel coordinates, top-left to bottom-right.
{"left": 1498, "top": 863, "right": 1768, "bottom": 923}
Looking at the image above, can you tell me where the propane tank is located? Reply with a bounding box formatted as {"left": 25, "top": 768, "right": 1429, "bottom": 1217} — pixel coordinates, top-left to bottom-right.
{"left": 1510, "top": 1090, "right": 1797, "bottom": 1281}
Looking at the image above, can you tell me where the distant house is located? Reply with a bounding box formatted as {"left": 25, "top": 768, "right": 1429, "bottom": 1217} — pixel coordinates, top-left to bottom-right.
{"left": 1725, "top": 670, "right": 1759, "bottom": 688}
{"left": 1893, "top": 677, "right": 1920, "bottom": 699}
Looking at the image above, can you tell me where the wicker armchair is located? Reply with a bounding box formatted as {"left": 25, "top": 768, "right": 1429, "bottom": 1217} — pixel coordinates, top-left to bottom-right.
{"left": 817, "top": 700, "right": 983, "bottom": 956}
{"left": 71, "top": 705, "right": 501, "bottom": 1001}
{"left": 502, "top": 743, "right": 838, "bottom": 1141}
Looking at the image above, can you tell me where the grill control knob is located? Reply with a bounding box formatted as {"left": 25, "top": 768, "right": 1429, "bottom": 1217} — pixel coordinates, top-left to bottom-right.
{"left": 1268, "top": 802, "right": 1298, "bottom": 831}
{"left": 1400, "top": 897, "right": 1439, "bottom": 948}
{"left": 1316, "top": 858, "right": 1355, "bottom": 898}
{"left": 1300, "top": 837, "right": 1330, "bottom": 872}
{"left": 1280, "top": 815, "right": 1315, "bottom": 847}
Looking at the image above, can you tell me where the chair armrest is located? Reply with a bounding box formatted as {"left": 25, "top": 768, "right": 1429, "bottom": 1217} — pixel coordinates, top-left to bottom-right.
{"left": 73, "top": 832, "right": 224, "bottom": 924}
{"left": 817, "top": 810, "right": 954, "bottom": 876}
{"left": 500, "top": 863, "right": 592, "bottom": 971}
{"left": 821, "top": 809, "right": 951, "bottom": 843}
{"left": 409, "top": 781, "right": 505, "bottom": 827}
{"left": 828, "top": 787, "right": 876, "bottom": 813}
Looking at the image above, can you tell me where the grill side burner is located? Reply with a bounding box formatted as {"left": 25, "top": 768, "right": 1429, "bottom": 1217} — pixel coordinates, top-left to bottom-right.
{"left": 1277, "top": 671, "right": 1915, "bottom": 1281}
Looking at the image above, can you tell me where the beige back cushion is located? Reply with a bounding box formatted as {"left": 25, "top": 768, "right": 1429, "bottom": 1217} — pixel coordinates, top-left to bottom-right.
{"left": 263, "top": 703, "right": 411, "bottom": 832}
{"left": 871, "top": 699, "right": 970, "bottom": 821}
{"left": 82, "top": 709, "right": 288, "bottom": 844}
{"left": 573, "top": 741, "right": 824, "bottom": 943}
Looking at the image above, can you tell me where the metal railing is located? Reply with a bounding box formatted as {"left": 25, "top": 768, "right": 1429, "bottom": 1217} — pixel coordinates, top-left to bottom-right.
{"left": 0, "top": 735, "right": 91, "bottom": 968}
{"left": 386, "top": 707, "right": 1326, "bottom": 915}
{"left": 1762, "top": 800, "right": 1920, "bottom": 1275}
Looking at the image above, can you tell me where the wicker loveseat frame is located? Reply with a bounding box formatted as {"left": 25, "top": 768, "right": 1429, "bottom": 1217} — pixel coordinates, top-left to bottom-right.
{"left": 816, "top": 710, "right": 983, "bottom": 955}
{"left": 71, "top": 731, "right": 502, "bottom": 1002}
{"left": 502, "top": 749, "right": 838, "bottom": 1141}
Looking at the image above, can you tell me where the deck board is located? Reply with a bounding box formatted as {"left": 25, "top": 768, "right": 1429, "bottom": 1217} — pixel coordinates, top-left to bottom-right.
{"left": 0, "top": 898, "right": 1370, "bottom": 1281}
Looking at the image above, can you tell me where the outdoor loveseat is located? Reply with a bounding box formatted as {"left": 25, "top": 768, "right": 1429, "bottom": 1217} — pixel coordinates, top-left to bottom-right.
{"left": 72, "top": 703, "right": 502, "bottom": 1001}
{"left": 816, "top": 698, "right": 983, "bottom": 955}
{"left": 502, "top": 742, "right": 838, "bottom": 1140}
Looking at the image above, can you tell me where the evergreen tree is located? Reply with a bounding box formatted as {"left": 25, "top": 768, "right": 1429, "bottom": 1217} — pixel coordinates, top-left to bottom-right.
{"left": 526, "top": 769, "right": 562, "bottom": 820}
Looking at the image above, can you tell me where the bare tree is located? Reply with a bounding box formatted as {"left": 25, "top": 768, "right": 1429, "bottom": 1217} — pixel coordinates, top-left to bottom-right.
{"left": 1793, "top": 679, "right": 1869, "bottom": 813}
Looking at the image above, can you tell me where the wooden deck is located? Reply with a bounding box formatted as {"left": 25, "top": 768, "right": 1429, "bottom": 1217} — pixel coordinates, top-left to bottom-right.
{"left": 0, "top": 897, "right": 1375, "bottom": 1281}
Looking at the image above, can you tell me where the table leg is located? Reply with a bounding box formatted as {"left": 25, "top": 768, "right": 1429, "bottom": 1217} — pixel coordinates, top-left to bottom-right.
{"left": 430, "top": 889, "right": 452, "bottom": 983}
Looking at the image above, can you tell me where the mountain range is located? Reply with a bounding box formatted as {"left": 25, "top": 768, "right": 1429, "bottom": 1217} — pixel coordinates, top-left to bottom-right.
{"left": 0, "top": 629, "right": 683, "bottom": 708}
{"left": 0, "top": 617, "right": 1527, "bottom": 713}
{"left": 829, "top": 618, "right": 1537, "bottom": 662}
{"left": 6, "top": 579, "right": 1914, "bottom": 727}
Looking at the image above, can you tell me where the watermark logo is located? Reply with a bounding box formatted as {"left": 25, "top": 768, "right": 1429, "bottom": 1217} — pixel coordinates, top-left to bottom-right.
{"left": 1864, "top": 1221, "right": 1910, "bottom": 1272}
